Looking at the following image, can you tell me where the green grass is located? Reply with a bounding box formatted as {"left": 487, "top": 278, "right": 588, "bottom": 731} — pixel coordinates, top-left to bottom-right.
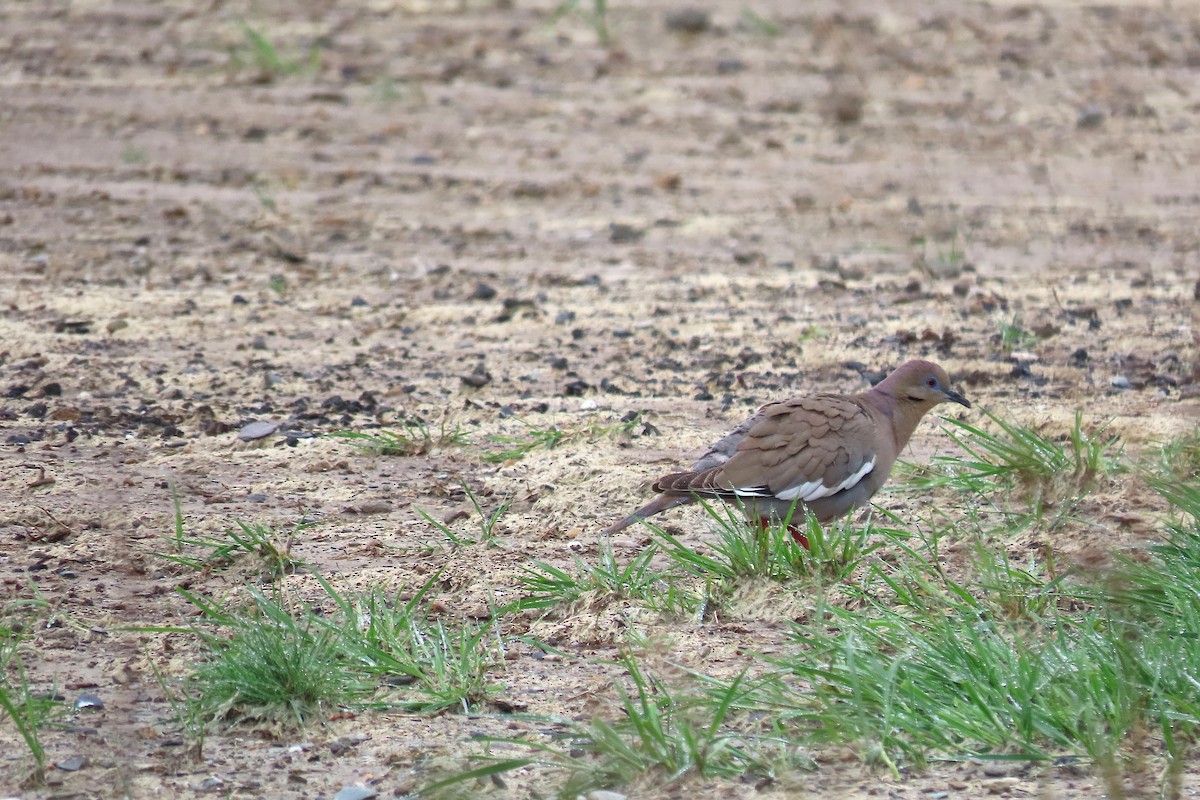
{"left": 317, "top": 575, "right": 505, "bottom": 714}
{"left": 182, "top": 585, "right": 371, "bottom": 726}
{"left": 417, "top": 483, "right": 512, "bottom": 547}
{"left": 900, "top": 409, "right": 1121, "bottom": 520}
{"left": 175, "top": 572, "right": 510, "bottom": 726}
{"left": 331, "top": 416, "right": 471, "bottom": 457}
{"left": 422, "top": 652, "right": 806, "bottom": 798}
{"left": 652, "top": 502, "right": 890, "bottom": 588}
{"left": 0, "top": 593, "right": 62, "bottom": 785}
{"left": 1156, "top": 428, "right": 1200, "bottom": 483}
{"left": 550, "top": 0, "right": 611, "bottom": 45}
{"left": 998, "top": 314, "right": 1038, "bottom": 354}
{"left": 484, "top": 413, "right": 645, "bottom": 463}
{"left": 158, "top": 517, "right": 304, "bottom": 580}
{"left": 739, "top": 8, "right": 781, "bottom": 36}
{"left": 714, "top": 513, "right": 1200, "bottom": 790}
{"left": 510, "top": 540, "right": 695, "bottom": 616}
{"left": 230, "top": 21, "right": 320, "bottom": 80}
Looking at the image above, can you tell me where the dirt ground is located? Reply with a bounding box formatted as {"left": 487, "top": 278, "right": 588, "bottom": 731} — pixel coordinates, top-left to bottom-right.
{"left": 2, "top": 0, "right": 1199, "bottom": 797}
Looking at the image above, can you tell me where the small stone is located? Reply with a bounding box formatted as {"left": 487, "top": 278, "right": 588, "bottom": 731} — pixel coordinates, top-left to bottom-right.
{"left": 56, "top": 755, "right": 88, "bottom": 772}
{"left": 986, "top": 777, "right": 1020, "bottom": 794}
{"left": 664, "top": 8, "right": 709, "bottom": 33}
{"left": 1077, "top": 105, "right": 1105, "bottom": 129}
{"left": 563, "top": 379, "right": 590, "bottom": 396}
{"left": 238, "top": 421, "right": 279, "bottom": 441}
{"left": 461, "top": 364, "right": 492, "bottom": 388}
{"left": 74, "top": 693, "right": 104, "bottom": 711}
{"left": 587, "top": 791, "right": 628, "bottom": 800}
{"left": 470, "top": 282, "right": 498, "bottom": 301}
{"left": 333, "top": 785, "right": 377, "bottom": 800}
{"left": 350, "top": 296, "right": 369, "bottom": 307}
{"left": 579, "top": 399, "right": 598, "bottom": 411}
{"left": 1111, "top": 375, "right": 1132, "bottom": 390}
{"left": 200, "top": 776, "right": 225, "bottom": 791}
{"left": 608, "top": 222, "right": 643, "bottom": 243}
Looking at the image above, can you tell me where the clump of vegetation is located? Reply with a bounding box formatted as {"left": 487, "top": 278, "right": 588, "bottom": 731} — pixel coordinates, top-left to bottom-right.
{"left": 331, "top": 415, "right": 471, "bottom": 457}
{"left": 901, "top": 409, "right": 1121, "bottom": 518}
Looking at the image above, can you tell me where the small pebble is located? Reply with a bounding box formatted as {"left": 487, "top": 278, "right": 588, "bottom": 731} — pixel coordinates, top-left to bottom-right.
{"left": 333, "top": 786, "right": 377, "bottom": 800}
{"left": 238, "top": 421, "right": 279, "bottom": 441}
{"left": 56, "top": 755, "right": 87, "bottom": 772}
{"left": 586, "top": 791, "right": 628, "bottom": 800}
{"left": 664, "top": 8, "right": 709, "bottom": 33}
{"left": 608, "top": 223, "right": 643, "bottom": 243}
{"left": 1077, "top": 105, "right": 1105, "bottom": 129}
{"left": 470, "top": 282, "right": 497, "bottom": 301}
{"left": 1111, "top": 375, "right": 1132, "bottom": 390}
{"left": 74, "top": 693, "right": 104, "bottom": 711}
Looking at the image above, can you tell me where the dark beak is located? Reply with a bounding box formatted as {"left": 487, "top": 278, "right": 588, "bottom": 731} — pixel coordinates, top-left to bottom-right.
{"left": 945, "top": 389, "right": 971, "bottom": 409}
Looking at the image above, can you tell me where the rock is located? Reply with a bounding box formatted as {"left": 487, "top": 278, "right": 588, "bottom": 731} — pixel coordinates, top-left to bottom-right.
{"left": 56, "top": 755, "right": 88, "bottom": 771}
{"left": 332, "top": 786, "right": 377, "bottom": 800}
{"left": 609, "top": 223, "right": 643, "bottom": 243}
{"left": 74, "top": 692, "right": 104, "bottom": 710}
{"left": 1111, "top": 375, "right": 1132, "bottom": 390}
{"left": 586, "top": 791, "right": 628, "bottom": 800}
{"left": 1077, "top": 105, "right": 1105, "bottom": 129}
{"left": 470, "top": 282, "right": 498, "bottom": 301}
{"left": 664, "top": 8, "right": 709, "bottom": 33}
{"left": 461, "top": 363, "right": 492, "bottom": 388}
{"left": 238, "top": 421, "right": 279, "bottom": 441}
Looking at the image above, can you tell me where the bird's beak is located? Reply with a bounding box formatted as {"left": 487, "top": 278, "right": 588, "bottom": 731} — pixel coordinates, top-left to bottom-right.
{"left": 944, "top": 388, "right": 971, "bottom": 408}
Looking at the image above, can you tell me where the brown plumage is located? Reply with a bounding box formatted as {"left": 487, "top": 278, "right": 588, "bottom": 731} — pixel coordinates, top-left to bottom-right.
{"left": 603, "top": 360, "right": 970, "bottom": 542}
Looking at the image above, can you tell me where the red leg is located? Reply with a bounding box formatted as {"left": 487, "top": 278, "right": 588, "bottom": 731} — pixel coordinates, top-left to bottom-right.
{"left": 787, "top": 524, "right": 810, "bottom": 550}
{"left": 758, "top": 518, "right": 810, "bottom": 549}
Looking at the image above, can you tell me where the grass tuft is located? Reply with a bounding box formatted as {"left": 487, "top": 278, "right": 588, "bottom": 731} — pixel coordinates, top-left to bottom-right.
{"left": 510, "top": 540, "right": 695, "bottom": 616}
{"left": 182, "top": 585, "right": 369, "bottom": 726}
{"left": 901, "top": 409, "right": 1121, "bottom": 517}
{"left": 331, "top": 415, "right": 471, "bottom": 457}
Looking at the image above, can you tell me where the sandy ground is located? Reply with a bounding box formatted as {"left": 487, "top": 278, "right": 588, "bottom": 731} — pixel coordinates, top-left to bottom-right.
{"left": 1, "top": 0, "right": 1199, "bottom": 797}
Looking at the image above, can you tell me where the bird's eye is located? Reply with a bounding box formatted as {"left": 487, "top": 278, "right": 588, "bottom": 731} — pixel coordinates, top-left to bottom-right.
{"left": 926, "top": 377, "right": 938, "bottom": 388}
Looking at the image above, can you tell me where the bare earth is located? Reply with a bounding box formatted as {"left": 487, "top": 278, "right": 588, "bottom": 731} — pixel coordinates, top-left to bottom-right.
{"left": 1, "top": 0, "right": 1199, "bottom": 797}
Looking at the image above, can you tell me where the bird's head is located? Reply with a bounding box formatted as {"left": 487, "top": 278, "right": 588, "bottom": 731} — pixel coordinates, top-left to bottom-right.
{"left": 879, "top": 360, "right": 971, "bottom": 411}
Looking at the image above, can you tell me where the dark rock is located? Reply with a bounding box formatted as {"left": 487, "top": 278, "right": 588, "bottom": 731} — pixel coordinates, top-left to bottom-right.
{"left": 665, "top": 8, "right": 710, "bottom": 33}
{"left": 470, "top": 282, "right": 498, "bottom": 301}
{"left": 1077, "top": 105, "right": 1105, "bottom": 129}
{"left": 609, "top": 223, "right": 643, "bottom": 243}
{"left": 461, "top": 363, "right": 492, "bottom": 388}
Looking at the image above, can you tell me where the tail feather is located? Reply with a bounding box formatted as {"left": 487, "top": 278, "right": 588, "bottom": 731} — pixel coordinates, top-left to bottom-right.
{"left": 602, "top": 493, "right": 693, "bottom": 535}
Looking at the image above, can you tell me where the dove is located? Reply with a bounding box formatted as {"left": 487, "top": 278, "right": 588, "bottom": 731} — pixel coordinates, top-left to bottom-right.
{"left": 603, "top": 360, "right": 970, "bottom": 545}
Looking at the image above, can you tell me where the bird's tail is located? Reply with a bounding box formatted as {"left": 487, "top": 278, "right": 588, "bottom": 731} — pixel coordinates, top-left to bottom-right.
{"left": 601, "top": 494, "right": 692, "bottom": 536}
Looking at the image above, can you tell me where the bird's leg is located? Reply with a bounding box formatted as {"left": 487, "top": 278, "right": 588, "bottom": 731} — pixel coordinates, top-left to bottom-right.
{"left": 786, "top": 524, "right": 810, "bottom": 550}
{"left": 757, "top": 518, "right": 810, "bottom": 550}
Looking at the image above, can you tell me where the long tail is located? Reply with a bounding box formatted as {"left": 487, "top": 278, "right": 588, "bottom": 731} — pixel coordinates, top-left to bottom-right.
{"left": 601, "top": 494, "right": 692, "bottom": 535}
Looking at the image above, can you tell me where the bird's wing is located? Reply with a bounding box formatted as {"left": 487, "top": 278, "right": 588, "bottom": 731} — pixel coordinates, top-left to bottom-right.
{"left": 655, "top": 394, "right": 881, "bottom": 503}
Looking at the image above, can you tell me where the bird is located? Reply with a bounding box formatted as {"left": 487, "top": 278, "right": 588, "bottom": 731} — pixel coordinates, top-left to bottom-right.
{"left": 602, "top": 360, "right": 970, "bottom": 545}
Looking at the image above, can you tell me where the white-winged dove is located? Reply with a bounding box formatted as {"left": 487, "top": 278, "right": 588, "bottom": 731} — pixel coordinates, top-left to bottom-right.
{"left": 603, "top": 360, "right": 970, "bottom": 544}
